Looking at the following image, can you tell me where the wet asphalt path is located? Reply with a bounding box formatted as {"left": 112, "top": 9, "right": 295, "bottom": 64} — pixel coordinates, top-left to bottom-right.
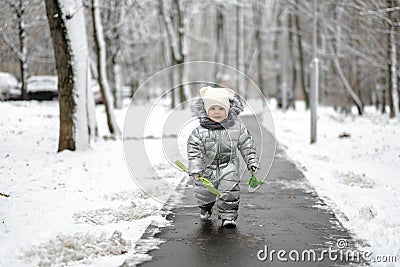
{"left": 126, "top": 114, "right": 363, "bottom": 267}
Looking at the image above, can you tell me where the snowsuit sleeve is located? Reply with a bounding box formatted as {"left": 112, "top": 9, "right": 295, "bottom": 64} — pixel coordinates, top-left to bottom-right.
{"left": 237, "top": 123, "right": 259, "bottom": 170}
{"left": 187, "top": 128, "right": 203, "bottom": 175}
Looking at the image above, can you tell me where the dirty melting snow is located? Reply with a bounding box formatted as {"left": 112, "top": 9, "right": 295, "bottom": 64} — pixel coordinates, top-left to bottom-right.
{"left": 23, "top": 231, "right": 130, "bottom": 267}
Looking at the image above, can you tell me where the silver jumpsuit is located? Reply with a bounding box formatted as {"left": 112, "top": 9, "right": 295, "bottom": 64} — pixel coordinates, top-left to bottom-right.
{"left": 187, "top": 95, "right": 259, "bottom": 220}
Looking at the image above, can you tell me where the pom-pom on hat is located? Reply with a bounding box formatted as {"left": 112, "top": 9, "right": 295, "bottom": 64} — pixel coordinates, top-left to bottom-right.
{"left": 199, "top": 86, "right": 235, "bottom": 117}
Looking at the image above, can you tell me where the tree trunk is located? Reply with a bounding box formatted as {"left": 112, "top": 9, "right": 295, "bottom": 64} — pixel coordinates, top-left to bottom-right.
{"left": 159, "top": 0, "right": 186, "bottom": 108}
{"left": 236, "top": 2, "right": 245, "bottom": 97}
{"left": 6, "top": 1, "right": 29, "bottom": 100}
{"left": 252, "top": 0, "right": 265, "bottom": 99}
{"left": 295, "top": 0, "right": 308, "bottom": 108}
{"left": 281, "top": 17, "right": 288, "bottom": 110}
{"left": 158, "top": 0, "right": 171, "bottom": 68}
{"left": 387, "top": 0, "right": 398, "bottom": 118}
{"left": 214, "top": 7, "right": 224, "bottom": 81}
{"left": 113, "top": 63, "right": 122, "bottom": 109}
{"left": 387, "top": 25, "right": 394, "bottom": 118}
{"left": 288, "top": 12, "right": 296, "bottom": 109}
{"left": 157, "top": 0, "right": 175, "bottom": 108}
{"left": 45, "top": 0, "right": 97, "bottom": 151}
{"left": 17, "top": 0, "right": 28, "bottom": 100}
{"left": 273, "top": 1, "right": 282, "bottom": 99}
{"left": 103, "top": 1, "right": 123, "bottom": 109}
{"left": 174, "top": 0, "right": 189, "bottom": 106}
{"left": 382, "top": 86, "right": 387, "bottom": 114}
{"left": 328, "top": 41, "right": 363, "bottom": 115}
{"left": 92, "top": 0, "right": 120, "bottom": 136}
{"left": 85, "top": 57, "right": 98, "bottom": 141}
{"left": 321, "top": 34, "right": 329, "bottom": 104}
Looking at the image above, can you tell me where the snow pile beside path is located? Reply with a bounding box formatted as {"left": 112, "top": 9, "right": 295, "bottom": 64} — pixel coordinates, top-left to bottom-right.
{"left": 268, "top": 100, "right": 400, "bottom": 262}
{"left": 73, "top": 200, "right": 161, "bottom": 225}
{"left": 23, "top": 231, "right": 130, "bottom": 267}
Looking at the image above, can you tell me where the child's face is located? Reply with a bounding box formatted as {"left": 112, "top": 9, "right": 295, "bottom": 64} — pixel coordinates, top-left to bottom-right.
{"left": 207, "top": 105, "right": 227, "bottom": 123}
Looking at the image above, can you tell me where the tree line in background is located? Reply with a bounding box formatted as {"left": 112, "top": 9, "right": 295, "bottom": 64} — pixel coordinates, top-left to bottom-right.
{"left": 0, "top": 0, "right": 399, "bottom": 151}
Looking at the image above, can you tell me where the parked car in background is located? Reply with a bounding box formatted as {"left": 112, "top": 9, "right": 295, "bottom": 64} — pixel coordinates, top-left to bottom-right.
{"left": 0, "top": 72, "right": 20, "bottom": 100}
{"left": 122, "top": 85, "right": 133, "bottom": 99}
{"left": 27, "top": 75, "right": 58, "bottom": 100}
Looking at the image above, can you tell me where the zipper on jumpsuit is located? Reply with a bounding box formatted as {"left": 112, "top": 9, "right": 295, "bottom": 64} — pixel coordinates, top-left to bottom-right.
{"left": 216, "top": 130, "right": 221, "bottom": 178}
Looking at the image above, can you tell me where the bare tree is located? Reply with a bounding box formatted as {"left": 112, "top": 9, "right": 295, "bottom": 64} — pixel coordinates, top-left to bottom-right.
{"left": 3, "top": 0, "right": 398, "bottom": 118}
{"left": 386, "top": 0, "right": 399, "bottom": 117}
{"left": 213, "top": 5, "right": 225, "bottom": 81}
{"left": 272, "top": 1, "right": 282, "bottom": 99}
{"left": 91, "top": 0, "right": 121, "bottom": 136}
{"left": 322, "top": 3, "right": 364, "bottom": 115}
{"left": 252, "top": 0, "right": 266, "bottom": 98}
{"left": 288, "top": 9, "right": 296, "bottom": 109}
{"left": 0, "top": 0, "right": 29, "bottom": 100}
{"left": 293, "top": 0, "right": 309, "bottom": 108}
{"left": 45, "top": 0, "right": 97, "bottom": 151}
{"left": 158, "top": 0, "right": 189, "bottom": 108}
{"left": 236, "top": 2, "right": 245, "bottom": 97}
{"left": 101, "top": 0, "right": 125, "bottom": 109}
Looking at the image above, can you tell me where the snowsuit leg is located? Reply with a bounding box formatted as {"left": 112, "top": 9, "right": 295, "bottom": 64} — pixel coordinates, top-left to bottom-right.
{"left": 194, "top": 179, "right": 216, "bottom": 210}
{"left": 216, "top": 179, "right": 240, "bottom": 220}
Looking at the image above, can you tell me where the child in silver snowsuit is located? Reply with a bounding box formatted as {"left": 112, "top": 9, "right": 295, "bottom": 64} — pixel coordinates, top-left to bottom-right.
{"left": 187, "top": 86, "right": 259, "bottom": 227}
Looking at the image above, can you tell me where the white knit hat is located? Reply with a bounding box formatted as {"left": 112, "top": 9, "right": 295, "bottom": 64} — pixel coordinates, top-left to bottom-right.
{"left": 199, "top": 86, "right": 235, "bottom": 117}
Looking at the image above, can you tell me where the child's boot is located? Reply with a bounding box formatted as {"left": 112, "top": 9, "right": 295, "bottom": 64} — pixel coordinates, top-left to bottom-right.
{"left": 199, "top": 201, "right": 215, "bottom": 221}
{"left": 200, "top": 208, "right": 212, "bottom": 220}
{"left": 222, "top": 218, "right": 236, "bottom": 228}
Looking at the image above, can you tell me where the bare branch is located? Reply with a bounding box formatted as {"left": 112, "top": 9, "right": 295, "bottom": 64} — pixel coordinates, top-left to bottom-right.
{"left": 0, "top": 30, "right": 24, "bottom": 61}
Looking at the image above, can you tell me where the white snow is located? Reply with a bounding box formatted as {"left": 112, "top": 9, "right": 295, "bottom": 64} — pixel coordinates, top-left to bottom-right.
{"left": 267, "top": 100, "right": 400, "bottom": 265}
{"left": 0, "top": 100, "right": 172, "bottom": 267}
{"left": 23, "top": 231, "right": 130, "bottom": 267}
{"left": 1, "top": 98, "right": 399, "bottom": 266}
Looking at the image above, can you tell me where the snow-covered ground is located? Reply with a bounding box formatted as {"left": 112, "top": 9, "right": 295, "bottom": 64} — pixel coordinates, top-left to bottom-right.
{"left": 1, "top": 99, "right": 399, "bottom": 266}
{"left": 0, "top": 100, "right": 175, "bottom": 267}
{"left": 268, "top": 100, "right": 400, "bottom": 265}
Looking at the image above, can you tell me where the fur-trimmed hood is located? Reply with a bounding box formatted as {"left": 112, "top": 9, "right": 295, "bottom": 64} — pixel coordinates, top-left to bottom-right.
{"left": 190, "top": 94, "right": 244, "bottom": 129}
